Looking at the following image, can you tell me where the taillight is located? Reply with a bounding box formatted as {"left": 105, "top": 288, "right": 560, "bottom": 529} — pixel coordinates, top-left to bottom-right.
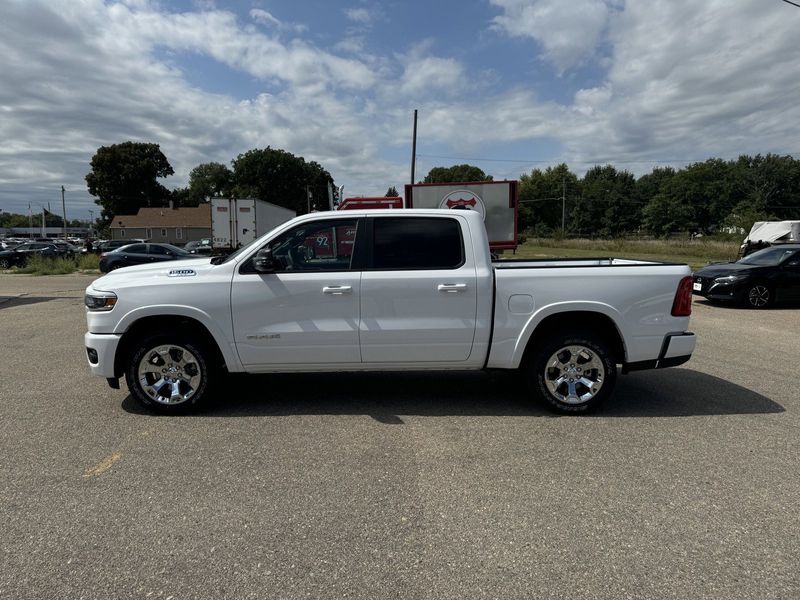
{"left": 671, "top": 276, "right": 693, "bottom": 316}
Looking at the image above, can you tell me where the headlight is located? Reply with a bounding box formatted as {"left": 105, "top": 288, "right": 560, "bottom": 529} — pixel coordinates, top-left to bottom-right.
{"left": 713, "top": 274, "right": 746, "bottom": 284}
{"left": 85, "top": 291, "right": 117, "bottom": 311}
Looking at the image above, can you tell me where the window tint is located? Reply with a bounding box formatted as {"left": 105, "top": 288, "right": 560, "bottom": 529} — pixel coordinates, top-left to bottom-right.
{"left": 263, "top": 219, "right": 359, "bottom": 272}
{"left": 148, "top": 245, "right": 169, "bottom": 255}
{"left": 372, "top": 218, "right": 463, "bottom": 270}
{"left": 125, "top": 244, "right": 147, "bottom": 254}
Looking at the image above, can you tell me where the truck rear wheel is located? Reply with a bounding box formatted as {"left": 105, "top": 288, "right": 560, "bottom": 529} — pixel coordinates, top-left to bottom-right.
{"left": 525, "top": 332, "right": 617, "bottom": 414}
{"left": 125, "top": 333, "right": 215, "bottom": 414}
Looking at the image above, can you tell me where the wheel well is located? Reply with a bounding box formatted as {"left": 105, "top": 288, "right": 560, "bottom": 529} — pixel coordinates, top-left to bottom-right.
{"left": 114, "top": 315, "right": 227, "bottom": 377}
{"left": 521, "top": 311, "right": 625, "bottom": 366}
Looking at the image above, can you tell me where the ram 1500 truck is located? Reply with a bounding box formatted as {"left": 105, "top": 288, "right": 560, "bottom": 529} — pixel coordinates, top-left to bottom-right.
{"left": 84, "top": 210, "right": 696, "bottom": 414}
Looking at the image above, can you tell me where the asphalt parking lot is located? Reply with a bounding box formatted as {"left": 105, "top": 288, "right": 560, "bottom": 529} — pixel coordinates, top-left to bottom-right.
{"left": 1, "top": 274, "right": 798, "bottom": 599}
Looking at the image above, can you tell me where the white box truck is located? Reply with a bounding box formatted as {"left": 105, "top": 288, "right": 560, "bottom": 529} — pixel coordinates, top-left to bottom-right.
{"left": 211, "top": 198, "right": 295, "bottom": 251}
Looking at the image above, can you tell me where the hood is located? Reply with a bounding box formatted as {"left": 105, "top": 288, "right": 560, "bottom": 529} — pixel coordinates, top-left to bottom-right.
{"left": 694, "top": 262, "right": 758, "bottom": 278}
{"left": 91, "top": 257, "right": 214, "bottom": 290}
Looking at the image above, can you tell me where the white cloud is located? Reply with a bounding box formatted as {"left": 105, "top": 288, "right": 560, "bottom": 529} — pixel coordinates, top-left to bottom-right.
{"left": 490, "top": 0, "right": 612, "bottom": 73}
{"left": 344, "top": 8, "right": 373, "bottom": 25}
{"left": 249, "top": 8, "right": 307, "bottom": 34}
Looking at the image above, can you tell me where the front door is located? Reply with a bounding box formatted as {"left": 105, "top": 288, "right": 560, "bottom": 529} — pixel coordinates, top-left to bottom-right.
{"left": 231, "top": 218, "right": 362, "bottom": 367}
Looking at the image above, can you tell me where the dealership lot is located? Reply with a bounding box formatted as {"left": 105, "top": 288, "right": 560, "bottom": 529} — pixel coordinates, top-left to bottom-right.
{"left": 1, "top": 274, "right": 798, "bottom": 599}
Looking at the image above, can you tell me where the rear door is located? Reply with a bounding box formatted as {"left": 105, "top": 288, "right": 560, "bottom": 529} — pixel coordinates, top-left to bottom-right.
{"left": 359, "top": 216, "right": 478, "bottom": 363}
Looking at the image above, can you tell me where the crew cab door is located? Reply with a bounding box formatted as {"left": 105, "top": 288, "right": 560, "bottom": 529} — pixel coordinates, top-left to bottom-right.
{"left": 359, "top": 216, "right": 478, "bottom": 363}
{"left": 231, "top": 217, "right": 362, "bottom": 367}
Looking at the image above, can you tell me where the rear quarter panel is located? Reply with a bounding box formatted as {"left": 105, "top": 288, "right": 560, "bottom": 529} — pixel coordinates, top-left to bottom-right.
{"left": 488, "top": 264, "right": 692, "bottom": 368}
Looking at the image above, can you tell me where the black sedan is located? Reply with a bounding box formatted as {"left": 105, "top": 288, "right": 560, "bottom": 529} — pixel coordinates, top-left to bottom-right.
{"left": 99, "top": 243, "right": 200, "bottom": 273}
{"left": 692, "top": 244, "right": 800, "bottom": 308}
{"left": 0, "top": 242, "right": 59, "bottom": 269}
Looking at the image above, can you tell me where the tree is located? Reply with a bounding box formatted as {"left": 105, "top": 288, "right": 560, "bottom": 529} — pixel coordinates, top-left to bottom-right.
{"left": 231, "top": 147, "right": 334, "bottom": 215}
{"left": 423, "top": 164, "right": 493, "bottom": 184}
{"left": 518, "top": 164, "right": 578, "bottom": 234}
{"left": 185, "top": 162, "right": 233, "bottom": 206}
{"left": 85, "top": 141, "right": 174, "bottom": 223}
{"left": 385, "top": 186, "right": 399, "bottom": 197}
{"left": 571, "top": 165, "right": 638, "bottom": 237}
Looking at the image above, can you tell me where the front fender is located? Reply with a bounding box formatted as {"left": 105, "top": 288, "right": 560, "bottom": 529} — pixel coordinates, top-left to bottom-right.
{"left": 113, "top": 304, "right": 243, "bottom": 372}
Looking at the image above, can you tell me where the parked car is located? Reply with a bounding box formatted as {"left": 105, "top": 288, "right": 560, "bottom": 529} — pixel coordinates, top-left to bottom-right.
{"left": 85, "top": 210, "right": 696, "bottom": 414}
{"left": 99, "top": 243, "right": 200, "bottom": 273}
{"left": 94, "top": 239, "right": 146, "bottom": 254}
{"left": 51, "top": 241, "right": 80, "bottom": 258}
{"left": 692, "top": 244, "right": 800, "bottom": 308}
{"left": 0, "top": 242, "right": 58, "bottom": 268}
{"left": 183, "top": 238, "right": 214, "bottom": 255}
{"left": 1, "top": 239, "right": 21, "bottom": 251}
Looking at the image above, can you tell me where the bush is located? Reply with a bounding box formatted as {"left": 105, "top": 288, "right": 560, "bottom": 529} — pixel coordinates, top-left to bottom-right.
{"left": 15, "top": 255, "right": 77, "bottom": 275}
{"left": 7, "top": 253, "right": 100, "bottom": 275}
{"left": 76, "top": 253, "right": 100, "bottom": 271}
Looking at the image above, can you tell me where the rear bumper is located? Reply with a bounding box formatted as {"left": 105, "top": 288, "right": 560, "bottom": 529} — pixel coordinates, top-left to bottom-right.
{"left": 85, "top": 332, "right": 122, "bottom": 379}
{"left": 622, "top": 332, "right": 696, "bottom": 373}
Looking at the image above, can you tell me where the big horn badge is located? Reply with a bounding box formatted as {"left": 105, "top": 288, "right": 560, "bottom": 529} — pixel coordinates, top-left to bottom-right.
{"left": 439, "top": 190, "right": 486, "bottom": 220}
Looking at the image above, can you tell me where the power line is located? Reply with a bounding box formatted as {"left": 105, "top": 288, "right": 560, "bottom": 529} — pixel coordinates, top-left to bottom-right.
{"left": 417, "top": 152, "right": 800, "bottom": 165}
{"left": 780, "top": 0, "right": 800, "bottom": 8}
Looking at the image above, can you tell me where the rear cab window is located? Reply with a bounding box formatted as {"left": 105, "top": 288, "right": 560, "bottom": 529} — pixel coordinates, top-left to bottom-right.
{"left": 371, "top": 217, "right": 464, "bottom": 270}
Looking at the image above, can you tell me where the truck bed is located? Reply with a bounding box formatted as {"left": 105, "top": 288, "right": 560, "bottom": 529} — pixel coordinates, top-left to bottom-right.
{"left": 494, "top": 257, "right": 681, "bottom": 268}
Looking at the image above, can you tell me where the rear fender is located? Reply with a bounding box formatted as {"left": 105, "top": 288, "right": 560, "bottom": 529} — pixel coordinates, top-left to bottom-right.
{"left": 511, "top": 301, "right": 626, "bottom": 368}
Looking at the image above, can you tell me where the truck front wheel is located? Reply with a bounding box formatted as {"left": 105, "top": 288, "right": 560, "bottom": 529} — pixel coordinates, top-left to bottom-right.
{"left": 525, "top": 332, "right": 617, "bottom": 414}
{"left": 125, "top": 333, "right": 215, "bottom": 414}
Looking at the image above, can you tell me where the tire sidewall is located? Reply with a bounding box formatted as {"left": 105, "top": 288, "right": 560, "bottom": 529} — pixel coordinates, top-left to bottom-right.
{"left": 527, "top": 333, "right": 617, "bottom": 414}
{"left": 125, "top": 333, "right": 212, "bottom": 414}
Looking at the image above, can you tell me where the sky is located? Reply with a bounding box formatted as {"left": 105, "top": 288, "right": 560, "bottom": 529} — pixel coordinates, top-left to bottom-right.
{"left": 1, "top": 0, "right": 800, "bottom": 220}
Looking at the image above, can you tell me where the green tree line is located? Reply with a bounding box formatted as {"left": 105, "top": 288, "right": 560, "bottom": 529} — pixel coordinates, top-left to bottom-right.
{"left": 517, "top": 155, "right": 800, "bottom": 237}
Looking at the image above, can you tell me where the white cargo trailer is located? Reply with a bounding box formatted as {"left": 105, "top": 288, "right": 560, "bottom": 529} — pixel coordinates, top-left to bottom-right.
{"left": 211, "top": 198, "right": 296, "bottom": 250}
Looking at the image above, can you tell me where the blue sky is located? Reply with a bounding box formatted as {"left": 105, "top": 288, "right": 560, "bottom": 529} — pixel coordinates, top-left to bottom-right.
{"left": 1, "top": 0, "right": 799, "bottom": 220}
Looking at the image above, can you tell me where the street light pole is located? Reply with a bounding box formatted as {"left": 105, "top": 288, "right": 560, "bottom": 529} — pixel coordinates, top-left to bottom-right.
{"left": 61, "top": 185, "right": 67, "bottom": 240}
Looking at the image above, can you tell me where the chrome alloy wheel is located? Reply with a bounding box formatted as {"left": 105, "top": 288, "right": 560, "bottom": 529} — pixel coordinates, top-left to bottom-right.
{"left": 747, "top": 285, "right": 770, "bottom": 308}
{"left": 137, "top": 344, "right": 202, "bottom": 405}
{"left": 544, "top": 345, "right": 605, "bottom": 405}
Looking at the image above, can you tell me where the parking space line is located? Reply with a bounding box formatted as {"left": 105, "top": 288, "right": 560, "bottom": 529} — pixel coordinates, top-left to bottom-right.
{"left": 83, "top": 451, "right": 122, "bottom": 478}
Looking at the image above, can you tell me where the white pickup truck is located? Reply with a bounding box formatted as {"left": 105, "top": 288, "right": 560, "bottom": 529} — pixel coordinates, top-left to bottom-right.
{"left": 84, "top": 210, "right": 696, "bottom": 414}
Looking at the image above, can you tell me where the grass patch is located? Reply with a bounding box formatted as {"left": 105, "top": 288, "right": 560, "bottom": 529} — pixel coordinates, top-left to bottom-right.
{"left": 507, "top": 238, "right": 741, "bottom": 271}
{"left": 6, "top": 254, "right": 101, "bottom": 275}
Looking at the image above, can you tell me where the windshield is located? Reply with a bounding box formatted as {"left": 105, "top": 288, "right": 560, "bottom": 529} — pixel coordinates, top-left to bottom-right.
{"left": 738, "top": 246, "right": 799, "bottom": 266}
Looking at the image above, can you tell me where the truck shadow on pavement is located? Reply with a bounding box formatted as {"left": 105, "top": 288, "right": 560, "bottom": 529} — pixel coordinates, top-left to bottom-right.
{"left": 121, "top": 368, "right": 783, "bottom": 421}
{"left": 0, "top": 295, "right": 63, "bottom": 309}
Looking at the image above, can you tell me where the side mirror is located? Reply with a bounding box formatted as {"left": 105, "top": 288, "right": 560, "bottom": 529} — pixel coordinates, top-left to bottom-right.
{"left": 253, "top": 248, "right": 277, "bottom": 273}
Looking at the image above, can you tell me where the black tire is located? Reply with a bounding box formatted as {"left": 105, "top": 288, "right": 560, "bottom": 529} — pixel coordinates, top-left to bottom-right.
{"left": 125, "top": 332, "right": 217, "bottom": 414}
{"left": 743, "top": 283, "right": 773, "bottom": 309}
{"left": 0, "top": 258, "right": 10, "bottom": 269}
{"left": 524, "top": 331, "right": 617, "bottom": 414}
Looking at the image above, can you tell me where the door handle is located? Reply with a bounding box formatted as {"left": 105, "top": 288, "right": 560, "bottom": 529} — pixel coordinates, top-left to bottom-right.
{"left": 437, "top": 283, "right": 467, "bottom": 293}
{"left": 323, "top": 285, "right": 352, "bottom": 295}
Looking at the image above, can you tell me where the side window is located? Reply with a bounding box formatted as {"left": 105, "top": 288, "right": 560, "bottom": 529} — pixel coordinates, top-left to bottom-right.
{"left": 149, "top": 245, "right": 168, "bottom": 255}
{"left": 372, "top": 217, "right": 463, "bottom": 270}
{"left": 126, "top": 244, "right": 147, "bottom": 254}
{"left": 262, "top": 219, "right": 359, "bottom": 272}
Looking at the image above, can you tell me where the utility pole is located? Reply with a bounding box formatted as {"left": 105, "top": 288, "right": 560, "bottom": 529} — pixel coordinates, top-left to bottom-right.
{"left": 61, "top": 185, "right": 67, "bottom": 240}
{"left": 410, "top": 109, "right": 418, "bottom": 185}
{"left": 88, "top": 210, "right": 94, "bottom": 237}
{"left": 561, "top": 175, "right": 566, "bottom": 235}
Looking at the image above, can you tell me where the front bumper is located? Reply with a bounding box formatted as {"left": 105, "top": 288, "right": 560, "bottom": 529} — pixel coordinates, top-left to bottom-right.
{"left": 692, "top": 275, "right": 744, "bottom": 302}
{"left": 84, "top": 332, "right": 122, "bottom": 379}
{"left": 623, "top": 332, "right": 696, "bottom": 373}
